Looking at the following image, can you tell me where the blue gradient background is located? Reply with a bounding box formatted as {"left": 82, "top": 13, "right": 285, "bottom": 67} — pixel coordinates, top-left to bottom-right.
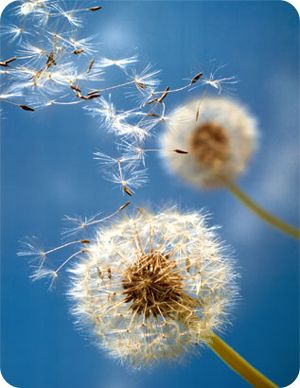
{"left": 1, "top": 1, "right": 299, "bottom": 387}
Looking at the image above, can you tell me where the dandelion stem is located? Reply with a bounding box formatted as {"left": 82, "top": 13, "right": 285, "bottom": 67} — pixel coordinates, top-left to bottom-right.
{"left": 226, "top": 181, "right": 300, "bottom": 240}
{"left": 208, "top": 333, "right": 277, "bottom": 387}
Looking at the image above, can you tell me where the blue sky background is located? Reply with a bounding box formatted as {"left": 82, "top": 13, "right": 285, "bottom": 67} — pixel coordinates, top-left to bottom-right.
{"left": 1, "top": 1, "right": 299, "bottom": 387}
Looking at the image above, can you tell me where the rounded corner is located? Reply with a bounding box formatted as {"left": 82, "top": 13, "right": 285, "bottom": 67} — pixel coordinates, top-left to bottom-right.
{"left": 282, "top": 368, "right": 300, "bottom": 388}
{"left": 0, "top": 369, "right": 18, "bottom": 388}
{"left": 281, "top": 0, "right": 300, "bottom": 20}
{"left": 0, "top": 0, "right": 18, "bottom": 20}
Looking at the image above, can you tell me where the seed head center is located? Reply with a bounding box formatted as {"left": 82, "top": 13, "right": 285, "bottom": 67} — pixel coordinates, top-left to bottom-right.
{"left": 122, "top": 252, "right": 183, "bottom": 319}
{"left": 189, "top": 122, "right": 230, "bottom": 171}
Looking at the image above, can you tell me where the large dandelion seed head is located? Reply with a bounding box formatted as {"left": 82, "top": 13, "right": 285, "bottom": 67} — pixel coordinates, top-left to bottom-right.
{"left": 161, "top": 97, "right": 258, "bottom": 188}
{"left": 68, "top": 208, "right": 238, "bottom": 367}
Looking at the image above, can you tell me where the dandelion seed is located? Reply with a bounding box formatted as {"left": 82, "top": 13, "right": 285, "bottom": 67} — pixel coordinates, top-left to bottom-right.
{"left": 73, "top": 48, "right": 84, "bottom": 55}
{"left": 87, "top": 59, "right": 95, "bottom": 73}
{"left": 148, "top": 86, "right": 170, "bottom": 104}
{"left": 31, "top": 268, "right": 58, "bottom": 287}
{"left": 106, "top": 163, "right": 148, "bottom": 195}
{"left": 119, "top": 201, "right": 131, "bottom": 211}
{"left": 19, "top": 105, "right": 35, "bottom": 112}
{"left": 0, "top": 57, "right": 17, "bottom": 67}
{"left": 123, "top": 186, "right": 133, "bottom": 196}
{"left": 191, "top": 72, "right": 203, "bottom": 85}
{"left": 117, "top": 141, "right": 147, "bottom": 166}
{"left": 45, "top": 51, "right": 56, "bottom": 68}
{"left": 93, "top": 151, "right": 132, "bottom": 168}
{"left": 146, "top": 113, "right": 161, "bottom": 118}
{"left": 51, "top": 4, "right": 83, "bottom": 27}
{"left": 17, "top": 236, "right": 46, "bottom": 262}
{"left": 70, "top": 84, "right": 81, "bottom": 93}
{"left": 17, "top": 0, "right": 44, "bottom": 16}
{"left": 174, "top": 149, "right": 189, "bottom": 154}
{"left": 62, "top": 203, "right": 131, "bottom": 238}
{"left": 0, "top": 84, "right": 23, "bottom": 101}
{"left": 68, "top": 207, "right": 238, "bottom": 367}
{"left": 0, "top": 24, "right": 29, "bottom": 43}
{"left": 129, "top": 64, "right": 161, "bottom": 91}
{"left": 87, "top": 89, "right": 101, "bottom": 96}
{"left": 88, "top": 6, "right": 102, "bottom": 12}
{"left": 85, "top": 96, "right": 152, "bottom": 140}
{"left": 202, "top": 66, "right": 238, "bottom": 94}
{"left": 98, "top": 56, "right": 138, "bottom": 70}
{"left": 17, "top": 42, "right": 47, "bottom": 63}
{"left": 79, "top": 93, "right": 101, "bottom": 101}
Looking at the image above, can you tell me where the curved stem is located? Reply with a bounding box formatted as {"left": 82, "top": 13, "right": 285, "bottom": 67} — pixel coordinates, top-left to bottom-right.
{"left": 208, "top": 333, "right": 277, "bottom": 387}
{"left": 225, "top": 181, "right": 300, "bottom": 240}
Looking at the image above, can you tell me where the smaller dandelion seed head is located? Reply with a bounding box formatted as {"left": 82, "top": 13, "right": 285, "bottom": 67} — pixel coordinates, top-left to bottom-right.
{"left": 67, "top": 207, "right": 238, "bottom": 367}
{"left": 160, "top": 97, "right": 258, "bottom": 189}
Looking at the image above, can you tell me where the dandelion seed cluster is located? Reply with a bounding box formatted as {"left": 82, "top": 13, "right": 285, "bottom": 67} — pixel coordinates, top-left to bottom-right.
{"left": 68, "top": 208, "right": 237, "bottom": 367}
{"left": 160, "top": 97, "right": 258, "bottom": 188}
{"left": 1, "top": 1, "right": 242, "bottom": 196}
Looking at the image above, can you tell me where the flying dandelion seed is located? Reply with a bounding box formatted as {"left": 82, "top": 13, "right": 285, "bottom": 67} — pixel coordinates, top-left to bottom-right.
{"left": 160, "top": 97, "right": 300, "bottom": 239}
{"left": 68, "top": 207, "right": 238, "bottom": 367}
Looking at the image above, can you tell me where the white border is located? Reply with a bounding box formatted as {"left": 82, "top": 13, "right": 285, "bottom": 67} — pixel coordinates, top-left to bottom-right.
{"left": 0, "top": 371, "right": 17, "bottom": 388}
{"left": 0, "top": 0, "right": 15, "bottom": 17}
{"left": 0, "top": 0, "right": 298, "bottom": 387}
{"left": 284, "top": 0, "right": 300, "bottom": 16}
{"left": 0, "top": 1, "right": 299, "bottom": 18}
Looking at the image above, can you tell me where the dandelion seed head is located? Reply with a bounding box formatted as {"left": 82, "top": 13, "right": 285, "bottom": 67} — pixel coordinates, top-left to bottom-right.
{"left": 68, "top": 208, "right": 237, "bottom": 367}
{"left": 160, "top": 97, "right": 258, "bottom": 189}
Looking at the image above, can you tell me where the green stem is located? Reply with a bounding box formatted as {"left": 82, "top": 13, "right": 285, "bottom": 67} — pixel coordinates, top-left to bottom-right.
{"left": 208, "top": 333, "right": 277, "bottom": 387}
{"left": 226, "top": 181, "right": 300, "bottom": 240}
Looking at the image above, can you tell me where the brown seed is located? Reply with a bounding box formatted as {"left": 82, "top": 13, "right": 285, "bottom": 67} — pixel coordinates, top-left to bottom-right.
{"left": 0, "top": 57, "right": 17, "bottom": 67}
{"left": 70, "top": 84, "right": 81, "bottom": 93}
{"left": 157, "top": 86, "right": 170, "bottom": 103}
{"left": 87, "top": 59, "right": 95, "bottom": 73}
{"left": 123, "top": 186, "right": 133, "bottom": 196}
{"left": 87, "top": 89, "right": 101, "bottom": 96}
{"left": 46, "top": 51, "right": 56, "bottom": 68}
{"left": 19, "top": 105, "right": 35, "bottom": 112}
{"left": 80, "top": 93, "right": 101, "bottom": 100}
{"left": 191, "top": 72, "right": 203, "bottom": 85}
{"left": 146, "top": 113, "right": 161, "bottom": 118}
{"left": 119, "top": 201, "right": 131, "bottom": 211}
{"left": 135, "top": 81, "right": 146, "bottom": 90}
{"left": 80, "top": 239, "right": 90, "bottom": 244}
{"left": 89, "top": 6, "right": 102, "bottom": 12}
{"left": 73, "top": 48, "right": 84, "bottom": 55}
{"left": 174, "top": 149, "right": 189, "bottom": 154}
